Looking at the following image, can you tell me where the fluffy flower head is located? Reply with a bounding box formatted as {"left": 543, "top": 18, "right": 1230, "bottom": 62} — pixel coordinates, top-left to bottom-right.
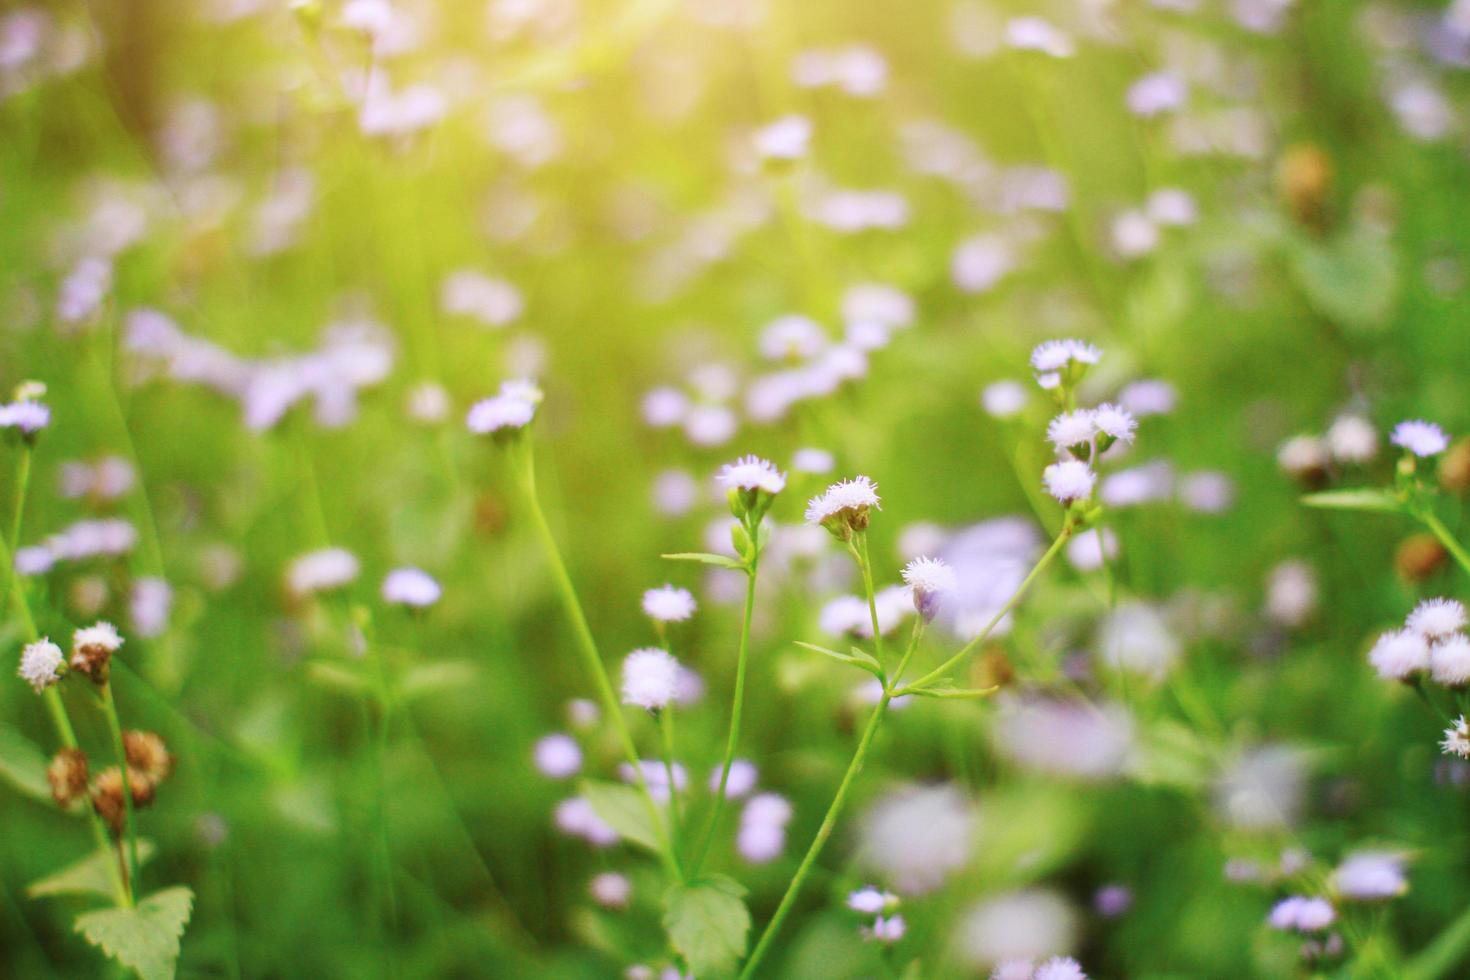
{"left": 18, "top": 638, "right": 63, "bottom": 692}
{"left": 1391, "top": 420, "right": 1449, "bottom": 457}
{"left": 1043, "top": 460, "right": 1096, "bottom": 503}
{"left": 806, "top": 475, "right": 880, "bottom": 538}
{"left": 642, "top": 584, "right": 696, "bottom": 622}
{"left": 620, "top": 648, "right": 680, "bottom": 710}
{"left": 1406, "top": 598, "right": 1466, "bottom": 640}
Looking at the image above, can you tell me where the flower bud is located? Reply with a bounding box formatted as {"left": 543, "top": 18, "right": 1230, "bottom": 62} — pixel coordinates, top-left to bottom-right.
{"left": 1396, "top": 533, "right": 1449, "bottom": 585}
{"left": 47, "top": 748, "right": 89, "bottom": 807}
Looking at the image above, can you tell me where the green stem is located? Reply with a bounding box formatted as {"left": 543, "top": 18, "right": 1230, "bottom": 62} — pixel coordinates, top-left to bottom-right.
{"left": 1420, "top": 510, "right": 1470, "bottom": 580}
{"left": 659, "top": 708, "right": 681, "bottom": 855}
{"left": 370, "top": 645, "right": 400, "bottom": 948}
{"left": 886, "top": 618, "right": 925, "bottom": 695}
{"left": 1406, "top": 901, "right": 1470, "bottom": 980}
{"left": 99, "top": 681, "right": 142, "bottom": 902}
{"left": 854, "top": 534, "right": 886, "bottom": 668}
{"left": 897, "top": 524, "right": 1074, "bottom": 695}
{"left": 692, "top": 557, "right": 758, "bottom": 875}
{"left": 511, "top": 443, "right": 681, "bottom": 880}
{"left": 738, "top": 696, "right": 891, "bottom": 980}
{"left": 2, "top": 445, "right": 31, "bottom": 612}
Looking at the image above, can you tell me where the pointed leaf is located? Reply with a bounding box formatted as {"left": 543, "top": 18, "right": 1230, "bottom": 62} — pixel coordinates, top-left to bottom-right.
{"left": 0, "top": 722, "right": 53, "bottom": 803}
{"left": 74, "top": 885, "right": 194, "bottom": 980}
{"left": 398, "top": 660, "right": 477, "bottom": 702}
{"left": 905, "top": 685, "right": 1000, "bottom": 700}
{"left": 580, "top": 780, "right": 662, "bottom": 854}
{"left": 793, "top": 642, "right": 883, "bottom": 678}
{"left": 1301, "top": 488, "right": 1405, "bottom": 514}
{"left": 304, "top": 659, "right": 373, "bottom": 696}
{"left": 661, "top": 552, "right": 745, "bottom": 570}
{"left": 663, "top": 874, "right": 750, "bottom": 978}
{"left": 30, "top": 840, "right": 156, "bottom": 900}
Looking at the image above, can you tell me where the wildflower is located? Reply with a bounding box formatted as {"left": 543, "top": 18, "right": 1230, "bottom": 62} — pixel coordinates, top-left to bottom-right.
{"left": 1368, "top": 629, "right": 1430, "bottom": 680}
{"left": 642, "top": 584, "right": 696, "bottom": 622}
{"left": 962, "top": 888, "right": 1078, "bottom": 969}
{"left": 806, "top": 475, "right": 880, "bottom": 540}
{"left": 1127, "top": 71, "right": 1186, "bottom": 117}
{"left": 0, "top": 398, "right": 51, "bottom": 439}
{"left": 130, "top": 577, "right": 172, "bottom": 638}
{"left": 1046, "top": 411, "right": 1095, "bottom": 454}
{"left": 1029, "top": 339, "right": 1100, "bottom": 385}
{"left": 1268, "top": 896, "right": 1337, "bottom": 932}
{"left": 91, "top": 765, "right": 156, "bottom": 832}
{"left": 1179, "top": 471, "right": 1235, "bottom": 513}
{"left": 1043, "top": 460, "right": 1095, "bottom": 504}
{"left": 1327, "top": 415, "right": 1378, "bottom": 464}
{"left": 1442, "top": 717, "right": 1470, "bottom": 758}
{"left": 620, "top": 648, "right": 680, "bottom": 710}
{"left": 1118, "top": 379, "right": 1176, "bottom": 417}
{"left": 1034, "top": 958, "right": 1088, "bottom": 980}
{"left": 982, "top": 380, "right": 1027, "bottom": 419}
{"left": 533, "top": 733, "right": 583, "bottom": 779}
{"left": 716, "top": 454, "right": 785, "bottom": 523}
{"left": 1431, "top": 636, "right": 1470, "bottom": 686}
{"left": 47, "top": 748, "right": 88, "bottom": 807}
{"left": 1332, "top": 851, "right": 1409, "bottom": 900}
{"left": 1406, "top": 598, "right": 1466, "bottom": 640}
{"left": 902, "top": 556, "right": 957, "bottom": 621}
{"left": 1066, "top": 528, "right": 1117, "bottom": 572}
{"left": 861, "top": 784, "right": 976, "bottom": 893}
{"left": 867, "top": 915, "right": 906, "bottom": 944}
{"left": 1391, "top": 420, "right": 1449, "bottom": 457}
{"left": 738, "top": 792, "right": 793, "bottom": 864}
{"left": 1093, "top": 885, "right": 1132, "bottom": 918}
{"left": 554, "top": 796, "right": 619, "bottom": 847}
{"left": 123, "top": 731, "right": 173, "bottom": 784}
{"left": 994, "top": 697, "right": 1135, "bottom": 780}
{"left": 466, "top": 392, "right": 536, "bottom": 437}
{"left": 18, "top": 638, "right": 63, "bottom": 692}
{"left": 287, "top": 548, "right": 360, "bottom": 598}
{"left": 708, "top": 759, "right": 758, "bottom": 798}
{"left": 753, "top": 114, "right": 812, "bottom": 162}
{"left": 566, "top": 698, "right": 600, "bottom": 730}
{"left": 589, "top": 872, "right": 631, "bottom": 909}
{"left": 381, "top": 567, "right": 442, "bottom": 608}
{"left": 1265, "top": 560, "right": 1318, "bottom": 629}
{"left": 848, "top": 887, "right": 896, "bottom": 915}
{"left": 70, "top": 622, "right": 123, "bottom": 682}
{"left": 1091, "top": 404, "right": 1137, "bottom": 447}
{"left": 641, "top": 387, "right": 689, "bottom": 428}
{"left": 1277, "top": 436, "right": 1329, "bottom": 484}
{"left": 792, "top": 447, "right": 835, "bottom": 474}
{"left": 1004, "top": 17, "right": 1074, "bottom": 57}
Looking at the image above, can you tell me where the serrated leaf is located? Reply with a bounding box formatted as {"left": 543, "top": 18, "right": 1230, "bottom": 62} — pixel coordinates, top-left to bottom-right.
{"left": 793, "top": 642, "right": 883, "bottom": 678}
{"left": 904, "top": 685, "right": 999, "bottom": 700}
{"left": 398, "top": 660, "right": 477, "bottom": 702}
{"left": 75, "top": 885, "right": 194, "bottom": 980}
{"left": 663, "top": 874, "right": 750, "bottom": 977}
{"left": 661, "top": 552, "right": 745, "bottom": 570}
{"left": 0, "top": 722, "right": 53, "bottom": 803}
{"left": 30, "top": 840, "right": 156, "bottom": 900}
{"left": 580, "top": 780, "right": 662, "bottom": 854}
{"left": 1301, "top": 488, "right": 1405, "bottom": 514}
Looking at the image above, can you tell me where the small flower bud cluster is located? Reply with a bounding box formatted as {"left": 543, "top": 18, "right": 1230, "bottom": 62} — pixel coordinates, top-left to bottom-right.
{"left": 848, "top": 886, "right": 904, "bottom": 944}
{"left": 716, "top": 455, "right": 785, "bottom": 536}
{"left": 89, "top": 730, "right": 175, "bottom": 833}
{"left": 901, "top": 556, "right": 956, "bottom": 621}
{"left": 1029, "top": 338, "right": 1100, "bottom": 398}
{"left": 1367, "top": 597, "right": 1470, "bottom": 689}
{"left": 1276, "top": 414, "right": 1380, "bottom": 488}
{"left": 69, "top": 621, "right": 124, "bottom": 684}
{"left": 467, "top": 378, "right": 543, "bottom": 440}
{"left": 805, "top": 475, "right": 880, "bottom": 542}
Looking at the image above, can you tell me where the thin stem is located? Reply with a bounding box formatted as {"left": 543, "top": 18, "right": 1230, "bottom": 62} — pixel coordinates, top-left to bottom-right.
{"left": 99, "top": 681, "right": 142, "bottom": 901}
{"left": 370, "top": 644, "right": 400, "bottom": 949}
{"left": 511, "top": 444, "right": 681, "bottom": 880}
{"left": 738, "top": 696, "right": 890, "bottom": 980}
{"left": 855, "top": 533, "right": 885, "bottom": 667}
{"left": 2, "top": 445, "right": 31, "bottom": 612}
{"left": 659, "top": 708, "right": 681, "bottom": 854}
{"left": 692, "top": 557, "right": 758, "bottom": 875}
{"left": 1420, "top": 510, "right": 1470, "bottom": 580}
{"left": 898, "top": 524, "right": 1074, "bottom": 694}
{"left": 885, "top": 618, "right": 926, "bottom": 695}
{"left": 45, "top": 688, "right": 130, "bottom": 905}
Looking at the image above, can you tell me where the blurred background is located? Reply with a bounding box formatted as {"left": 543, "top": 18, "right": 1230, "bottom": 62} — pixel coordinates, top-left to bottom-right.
{"left": 4, "top": 0, "right": 1470, "bottom": 976}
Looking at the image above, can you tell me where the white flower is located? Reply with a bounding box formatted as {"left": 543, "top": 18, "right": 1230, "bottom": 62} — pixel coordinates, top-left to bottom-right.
{"left": 466, "top": 393, "right": 535, "bottom": 434}
{"left": 847, "top": 886, "right": 890, "bottom": 915}
{"left": 1431, "top": 636, "right": 1470, "bottom": 686}
{"left": 1327, "top": 414, "right": 1378, "bottom": 463}
{"left": 1368, "top": 629, "right": 1430, "bottom": 680}
{"left": 589, "top": 872, "right": 631, "bottom": 909}
{"left": 1391, "top": 419, "right": 1449, "bottom": 457}
{"left": 1268, "top": 896, "right": 1336, "bottom": 932}
{"left": 1127, "top": 71, "right": 1185, "bottom": 117}
{"left": 716, "top": 455, "right": 786, "bottom": 494}
{"left": 709, "top": 759, "right": 758, "bottom": 798}
{"left": 1443, "top": 716, "right": 1470, "bottom": 758}
{"left": 17, "top": 638, "right": 63, "bottom": 692}
{"left": 902, "top": 556, "right": 957, "bottom": 620}
{"left": 1046, "top": 411, "right": 1095, "bottom": 451}
{"left": 1066, "top": 528, "right": 1117, "bottom": 573}
{"left": 792, "top": 447, "right": 835, "bottom": 474}
{"left": 1004, "top": 17, "right": 1073, "bottom": 57}
{"left": 1091, "top": 404, "right": 1137, "bottom": 444}
{"left": 1265, "top": 560, "right": 1318, "bottom": 629}
{"left": 73, "top": 621, "right": 123, "bottom": 656}
{"left": 1030, "top": 339, "right": 1100, "bottom": 374}
{"left": 0, "top": 400, "right": 50, "bottom": 434}
{"left": 533, "top": 733, "right": 582, "bottom": 779}
{"left": 555, "top": 796, "right": 618, "bottom": 847}
{"left": 962, "top": 888, "right": 1078, "bottom": 968}
{"left": 1214, "top": 745, "right": 1308, "bottom": 831}
{"left": 1406, "top": 598, "right": 1466, "bottom": 640}
{"left": 130, "top": 577, "right": 172, "bottom": 638}
{"left": 1118, "top": 379, "right": 1176, "bottom": 417}
{"left": 620, "top": 648, "right": 680, "bottom": 710}
{"left": 860, "top": 784, "right": 976, "bottom": 894}
{"left": 982, "top": 380, "right": 1027, "bottom": 419}
{"left": 753, "top": 114, "right": 812, "bottom": 161}
{"left": 738, "top": 792, "right": 793, "bottom": 864}
{"left": 805, "top": 476, "right": 880, "bottom": 526}
{"left": 994, "top": 696, "right": 1135, "bottom": 780}
{"left": 1034, "top": 958, "right": 1089, "bottom": 980}
{"left": 1043, "top": 461, "right": 1095, "bottom": 503}
{"left": 287, "top": 547, "right": 360, "bottom": 597}
{"left": 868, "top": 914, "right": 906, "bottom": 944}
{"left": 1332, "top": 851, "right": 1409, "bottom": 901}
{"left": 1277, "top": 435, "right": 1328, "bottom": 476}
{"left": 642, "top": 584, "right": 696, "bottom": 622}
{"left": 381, "top": 567, "right": 441, "bottom": 608}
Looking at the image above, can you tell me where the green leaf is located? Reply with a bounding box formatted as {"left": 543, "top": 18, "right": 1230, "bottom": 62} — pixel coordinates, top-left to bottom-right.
{"left": 398, "top": 660, "right": 477, "bottom": 702}
{"left": 1287, "top": 224, "right": 1398, "bottom": 334}
{"left": 662, "top": 874, "right": 750, "bottom": 978}
{"left": 905, "top": 685, "right": 999, "bottom": 700}
{"left": 304, "top": 659, "right": 373, "bottom": 696}
{"left": 580, "top": 780, "right": 662, "bottom": 854}
{"left": 30, "top": 840, "right": 157, "bottom": 900}
{"left": 74, "top": 885, "right": 194, "bottom": 980}
{"left": 661, "top": 552, "right": 745, "bottom": 570}
{"left": 793, "top": 642, "right": 883, "bottom": 678}
{"left": 1301, "top": 488, "right": 1405, "bottom": 514}
{"left": 0, "top": 722, "right": 53, "bottom": 803}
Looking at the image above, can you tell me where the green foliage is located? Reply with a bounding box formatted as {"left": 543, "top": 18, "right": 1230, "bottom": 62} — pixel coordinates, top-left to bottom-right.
{"left": 74, "top": 887, "right": 194, "bottom": 980}
{"left": 0, "top": 722, "right": 52, "bottom": 804}
{"left": 662, "top": 875, "right": 750, "bottom": 978}
{"left": 29, "top": 841, "right": 156, "bottom": 901}
{"left": 581, "top": 780, "right": 662, "bottom": 854}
